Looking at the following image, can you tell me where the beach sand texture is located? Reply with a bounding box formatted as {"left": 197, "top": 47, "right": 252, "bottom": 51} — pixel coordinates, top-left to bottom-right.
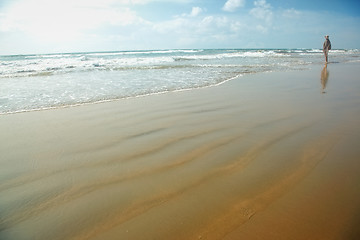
{"left": 1, "top": 63, "right": 360, "bottom": 240}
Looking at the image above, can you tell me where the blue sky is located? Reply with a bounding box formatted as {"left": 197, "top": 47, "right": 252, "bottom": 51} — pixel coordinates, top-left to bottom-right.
{"left": 0, "top": 0, "right": 359, "bottom": 55}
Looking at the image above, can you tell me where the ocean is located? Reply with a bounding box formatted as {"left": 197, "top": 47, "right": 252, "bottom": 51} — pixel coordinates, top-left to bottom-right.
{"left": 1, "top": 49, "right": 359, "bottom": 114}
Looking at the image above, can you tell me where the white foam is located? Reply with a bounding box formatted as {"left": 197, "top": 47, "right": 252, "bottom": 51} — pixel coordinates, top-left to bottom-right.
{"left": 1, "top": 49, "right": 359, "bottom": 114}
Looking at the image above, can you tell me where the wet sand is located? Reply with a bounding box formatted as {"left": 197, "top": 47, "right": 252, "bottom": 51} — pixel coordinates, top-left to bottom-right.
{"left": 1, "top": 62, "right": 360, "bottom": 240}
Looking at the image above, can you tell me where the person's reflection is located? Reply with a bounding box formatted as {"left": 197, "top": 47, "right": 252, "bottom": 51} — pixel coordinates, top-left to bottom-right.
{"left": 321, "top": 64, "right": 329, "bottom": 93}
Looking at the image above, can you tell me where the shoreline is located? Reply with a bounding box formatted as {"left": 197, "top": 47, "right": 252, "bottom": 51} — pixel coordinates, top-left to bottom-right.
{"left": 0, "top": 71, "right": 242, "bottom": 116}
{"left": 0, "top": 65, "right": 320, "bottom": 116}
{"left": 0, "top": 49, "right": 358, "bottom": 115}
{"left": 1, "top": 62, "right": 360, "bottom": 240}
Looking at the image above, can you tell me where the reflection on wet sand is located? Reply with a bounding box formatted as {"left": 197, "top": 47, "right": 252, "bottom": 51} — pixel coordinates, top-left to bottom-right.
{"left": 321, "top": 64, "right": 329, "bottom": 93}
{"left": 1, "top": 63, "right": 360, "bottom": 240}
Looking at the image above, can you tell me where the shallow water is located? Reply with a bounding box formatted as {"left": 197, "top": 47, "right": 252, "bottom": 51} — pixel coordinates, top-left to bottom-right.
{"left": 1, "top": 49, "right": 359, "bottom": 114}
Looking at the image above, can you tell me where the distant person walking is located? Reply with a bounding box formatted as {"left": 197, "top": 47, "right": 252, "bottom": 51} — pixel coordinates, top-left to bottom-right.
{"left": 323, "top": 35, "right": 331, "bottom": 63}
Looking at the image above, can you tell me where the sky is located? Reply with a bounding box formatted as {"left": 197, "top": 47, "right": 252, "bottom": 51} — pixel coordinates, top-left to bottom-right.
{"left": 0, "top": 0, "right": 359, "bottom": 55}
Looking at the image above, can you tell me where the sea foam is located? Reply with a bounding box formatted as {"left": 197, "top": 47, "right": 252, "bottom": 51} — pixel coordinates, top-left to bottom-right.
{"left": 1, "top": 49, "right": 359, "bottom": 114}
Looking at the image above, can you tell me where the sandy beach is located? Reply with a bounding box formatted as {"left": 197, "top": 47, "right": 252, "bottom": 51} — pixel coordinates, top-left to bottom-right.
{"left": 1, "top": 62, "right": 360, "bottom": 240}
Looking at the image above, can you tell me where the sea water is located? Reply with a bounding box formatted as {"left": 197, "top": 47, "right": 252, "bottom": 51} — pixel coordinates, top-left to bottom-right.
{"left": 1, "top": 49, "right": 359, "bottom": 114}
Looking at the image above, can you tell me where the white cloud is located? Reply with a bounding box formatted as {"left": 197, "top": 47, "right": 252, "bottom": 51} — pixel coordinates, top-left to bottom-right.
{"left": 0, "top": 0, "right": 148, "bottom": 42}
{"left": 250, "top": 0, "right": 273, "bottom": 23}
{"left": 181, "top": 7, "right": 203, "bottom": 17}
{"left": 190, "top": 7, "right": 203, "bottom": 17}
{"left": 282, "top": 8, "right": 301, "bottom": 18}
{"left": 118, "top": 0, "right": 193, "bottom": 4}
{"left": 152, "top": 13, "right": 249, "bottom": 49}
{"left": 1, "top": 0, "right": 359, "bottom": 54}
{"left": 223, "top": 0, "right": 246, "bottom": 12}
{"left": 255, "top": 24, "right": 267, "bottom": 33}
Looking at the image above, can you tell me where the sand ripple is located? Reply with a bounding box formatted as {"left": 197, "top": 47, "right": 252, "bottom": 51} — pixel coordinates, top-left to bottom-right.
{"left": 1, "top": 64, "right": 360, "bottom": 240}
